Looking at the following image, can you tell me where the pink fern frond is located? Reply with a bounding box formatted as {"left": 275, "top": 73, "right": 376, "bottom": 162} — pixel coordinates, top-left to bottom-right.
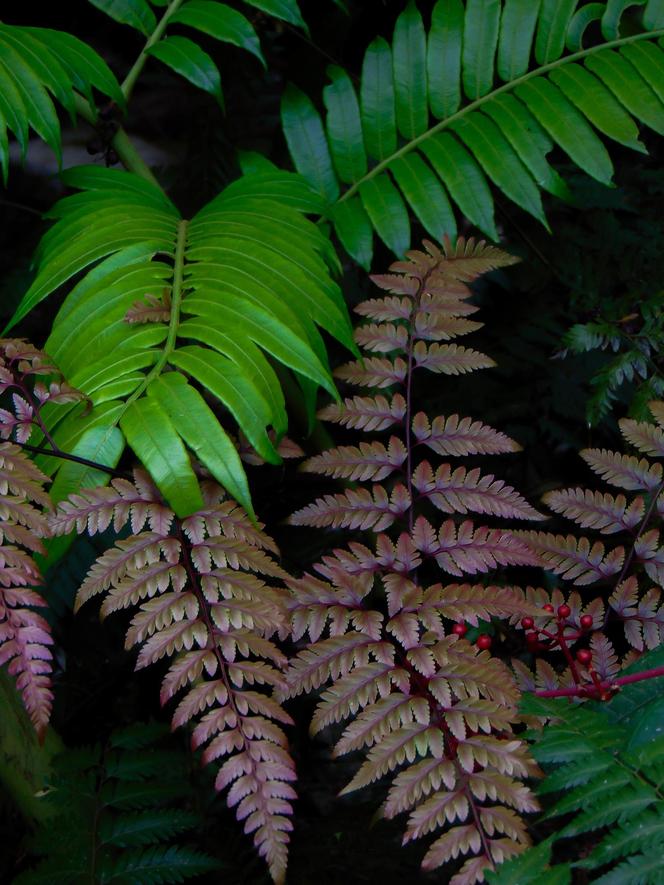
{"left": 580, "top": 448, "right": 662, "bottom": 491}
{"left": 289, "top": 485, "right": 411, "bottom": 531}
{"left": 619, "top": 417, "right": 664, "bottom": 458}
{"left": 301, "top": 438, "right": 407, "bottom": 482}
{"left": 518, "top": 532, "right": 625, "bottom": 584}
{"left": 543, "top": 487, "right": 644, "bottom": 534}
{"left": 413, "top": 413, "right": 521, "bottom": 457}
{"left": 318, "top": 393, "right": 407, "bottom": 431}
{"left": 413, "top": 342, "right": 495, "bottom": 375}
{"left": 334, "top": 356, "right": 408, "bottom": 388}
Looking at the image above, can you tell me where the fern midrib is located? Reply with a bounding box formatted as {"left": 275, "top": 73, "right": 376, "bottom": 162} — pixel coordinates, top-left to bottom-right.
{"left": 115, "top": 218, "right": 188, "bottom": 425}
{"left": 337, "top": 29, "right": 664, "bottom": 206}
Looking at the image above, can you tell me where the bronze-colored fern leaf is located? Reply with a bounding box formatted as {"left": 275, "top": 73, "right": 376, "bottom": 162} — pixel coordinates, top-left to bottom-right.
{"left": 284, "top": 238, "right": 545, "bottom": 882}
{"left": 52, "top": 474, "right": 295, "bottom": 884}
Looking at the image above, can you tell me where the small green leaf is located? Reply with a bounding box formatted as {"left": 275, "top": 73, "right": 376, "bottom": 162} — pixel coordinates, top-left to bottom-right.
{"left": 566, "top": 4, "right": 605, "bottom": 52}
{"left": 360, "top": 37, "right": 397, "bottom": 161}
{"left": 241, "top": 0, "right": 308, "bottom": 32}
{"left": 88, "top": 0, "right": 157, "bottom": 35}
{"left": 601, "top": 0, "right": 647, "bottom": 40}
{"left": 462, "top": 0, "right": 501, "bottom": 99}
{"left": 620, "top": 42, "right": 664, "bottom": 105}
{"left": 323, "top": 66, "right": 367, "bottom": 184}
{"left": 170, "top": 1, "right": 265, "bottom": 67}
{"left": 497, "top": 0, "right": 542, "bottom": 81}
{"left": 359, "top": 173, "right": 410, "bottom": 257}
{"left": 149, "top": 373, "right": 254, "bottom": 518}
{"left": 645, "top": 0, "right": 664, "bottom": 27}
{"left": 515, "top": 77, "right": 614, "bottom": 185}
{"left": 281, "top": 83, "right": 339, "bottom": 202}
{"left": 428, "top": 0, "right": 464, "bottom": 118}
{"left": 330, "top": 197, "right": 374, "bottom": 270}
{"left": 392, "top": 1, "right": 428, "bottom": 138}
{"left": 48, "top": 426, "right": 125, "bottom": 506}
{"left": 535, "top": 0, "right": 578, "bottom": 64}
{"left": 120, "top": 396, "right": 204, "bottom": 517}
{"left": 147, "top": 36, "right": 223, "bottom": 107}
{"left": 420, "top": 132, "right": 497, "bottom": 239}
{"left": 585, "top": 49, "right": 664, "bottom": 136}
{"left": 390, "top": 153, "right": 457, "bottom": 241}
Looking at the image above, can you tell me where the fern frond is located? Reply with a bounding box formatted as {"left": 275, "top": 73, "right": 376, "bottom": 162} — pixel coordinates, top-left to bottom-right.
{"left": 301, "top": 438, "right": 407, "bottom": 481}
{"left": 413, "top": 342, "right": 495, "bottom": 375}
{"left": 335, "top": 356, "right": 408, "bottom": 388}
{"left": 620, "top": 417, "right": 664, "bottom": 458}
{"left": 281, "top": 1, "right": 664, "bottom": 266}
{"left": 413, "top": 412, "right": 521, "bottom": 456}
{"left": 318, "top": 393, "right": 407, "bottom": 430}
{"left": 288, "top": 484, "right": 411, "bottom": 531}
{"left": 0, "top": 442, "right": 52, "bottom": 739}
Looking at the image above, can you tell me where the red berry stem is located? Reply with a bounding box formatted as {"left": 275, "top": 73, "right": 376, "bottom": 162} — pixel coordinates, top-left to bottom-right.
{"left": 534, "top": 664, "right": 664, "bottom": 699}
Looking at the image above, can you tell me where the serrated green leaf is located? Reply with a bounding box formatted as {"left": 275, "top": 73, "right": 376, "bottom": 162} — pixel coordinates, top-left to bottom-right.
{"left": 420, "top": 133, "right": 497, "bottom": 239}
{"left": 428, "top": 0, "right": 464, "bottom": 118}
{"left": 515, "top": 78, "right": 614, "bottom": 185}
{"left": 390, "top": 152, "right": 457, "bottom": 241}
{"left": 148, "top": 373, "right": 254, "bottom": 517}
{"left": 170, "top": 0, "right": 265, "bottom": 67}
{"left": 88, "top": 0, "right": 157, "bottom": 35}
{"left": 361, "top": 37, "right": 396, "bottom": 161}
{"left": 147, "top": 36, "right": 223, "bottom": 106}
{"left": 99, "top": 844, "right": 219, "bottom": 884}
{"left": 497, "top": 0, "right": 542, "bottom": 81}
{"left": 392, "top": 1, "right": 427, "bottom": 138}
{"left": 324, "top": 65, "right": 367, "bottom": 184}
{"left": 462, "top": 0, "right": 501, "bottom": 99}
{"left": 120, "top": 396, "right": 204, "bottom": 517}
{"left": 359, "top": 173, "right": 410, "bottom": 257}
{"left": 100, "top": 809, "right": 199, "bottom": 848}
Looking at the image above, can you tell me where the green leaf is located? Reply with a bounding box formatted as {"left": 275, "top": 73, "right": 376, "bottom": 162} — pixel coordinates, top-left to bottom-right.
{"left": 359, "top": 174, "right": 410, "bottom": 257}
{"left": 420, "top": 133, "right": 497, "bottom": 239}
{"left": 566, "top": 4, "right": 606, "bottom": 52}
{"left": 170, "top": 345, "right": 279, "bottom": 464}
{"left": 601, "top": 0, "right": 647, "bottom": 40}
{"left": 621, "top": 42, "right": 664, "bottom": 105}
{"left": 147, "top": 36, "right": 223, "bottom": 106}
{"left": 148, "top": 373, "right": 254, "bottom": 517}
{"left": 361, "top": 38, "right": 397, "bottom": 161}
{"left": 515, "top": 78, "right": 615, "bottom": 185}
{"left": 392, "top": 1, "right": 428, "bottom": 138}
{"left": 169, "top": 0, "right": 265, "bottom": 67}
{"left": 585, "top": 49, "right": 664, "bottom": 136}
{"left": 462, "top": 0, "right": 501, "bottom": 99}
{"left": 99, "top": 844, "right": 219, "bottom": 884}
{"left": 452, "top": 113, "right": 547, "bottom": 224}
{"left": 486, "top": 837, "right": 564, "bottom": 884}
{"left": 535, "top": 0, "right": 578, "bottom": 64}
{"left": 281, "top": 84, "right": 339, "bottom": 201}
{"left": 389, "top": 153, "right": 457, "bottom": 241}
{"left": 428, "top": 0, "right": 464, "bottom": 118}
{"left": 497, "top": 0, "right": 542, "bottom": 81}
{"left": 323, "top": 66, "right": 367, "bottom": 183}
{"left": 549, "top": 64, "right": 646, "bottom": 152}
{"left": 330, "top": 197, "right": 373, "bottom": 270}
{"left": 88, "top": 0, "right": 157, "bottom": 35}
{"left": 241, "top": 0, "right": 308, "bottom": 32}
{"left": 100, "top": 809, "right": 199, "bottom": 847}
{"left": 48, "top": 426, "right": 125, "bottom": 506}
{"left": 0, "top": 29, "right": 75, "bottom": 120}
{"left": 120, "top": 397, "right": 204, "bottom": 517}
{"left": 645, "top": 0, "right": 664, "bottom": 27}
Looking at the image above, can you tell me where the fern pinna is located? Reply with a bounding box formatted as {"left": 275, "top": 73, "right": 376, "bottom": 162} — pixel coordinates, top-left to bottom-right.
{"left": 50, "top": 470, "right": 296, "bottom": 884}
{"left": 283, "top": 238, "right": 546, "bottom": 883}
{"left": 513, "top": 400, "right": 664, "bottom": 699}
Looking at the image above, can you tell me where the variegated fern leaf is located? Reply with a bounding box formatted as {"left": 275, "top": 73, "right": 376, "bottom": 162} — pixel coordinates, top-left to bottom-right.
{"left": 51, "top": 471, "right": 296, "bottom": 884}
{"left": 5, "top": 166, "right": 354, "bottom": 520}
{"left": 0, "top": 23, "right": 124, "bottom": 183}
{"left": 282, "top": 0, "right": 664, "bottom": 267}
{"left": 517, "top": 400, "right": 664, "bottom": 677}
{"left": 284, "top": 238, "right": 547, "bottom": 883}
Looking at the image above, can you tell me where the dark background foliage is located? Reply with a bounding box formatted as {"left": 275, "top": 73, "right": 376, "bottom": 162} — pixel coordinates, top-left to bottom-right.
{"left": 1, "top": 1, "right": 663, "bottom": 881}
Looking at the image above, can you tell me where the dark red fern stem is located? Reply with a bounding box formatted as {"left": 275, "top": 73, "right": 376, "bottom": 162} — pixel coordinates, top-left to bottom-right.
{"left": 534, "top": 664, "right": 664, "bottom": 699}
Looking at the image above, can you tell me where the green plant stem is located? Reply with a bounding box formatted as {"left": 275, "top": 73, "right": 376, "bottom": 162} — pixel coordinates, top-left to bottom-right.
{"left": 121, "top": 0, "right": 186, "bottom": 102}
{"left": 73, "top": 94, "right": 162, "bottom": 190}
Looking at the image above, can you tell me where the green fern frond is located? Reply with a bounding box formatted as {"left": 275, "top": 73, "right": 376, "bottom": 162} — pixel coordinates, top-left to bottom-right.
{"left": 4, "top": 166, "right": 354, "bottom": 518}
{"left": 0, "top": 24, "right": 124, "bottom": 183}
{"left": 282, "top": 0, "right": 664, "bottom": 267}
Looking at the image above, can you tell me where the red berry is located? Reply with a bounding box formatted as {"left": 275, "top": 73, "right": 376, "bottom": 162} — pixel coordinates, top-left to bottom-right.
{"left": 476, "top": 634, "right": 492, "bottom": 651}
{"left": 521, "top": 617, "right": 534, "bottom": 629}
{"left": 526, "top": 631, "right": 539, "bottom": 645}
{"left": 558, "top": 604, "right": 571, "bottom": 619}
{"left": 452, "top": 623, "right": 468, "bottom": 637}
{"left": 580, "top": 614, "right": 594, "bottom": 630}
{"left": 576, "top": 649, "right": 592, "bottom": 666}
{"left": 543, "top": 604, "right": 554, "bottom": 613}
